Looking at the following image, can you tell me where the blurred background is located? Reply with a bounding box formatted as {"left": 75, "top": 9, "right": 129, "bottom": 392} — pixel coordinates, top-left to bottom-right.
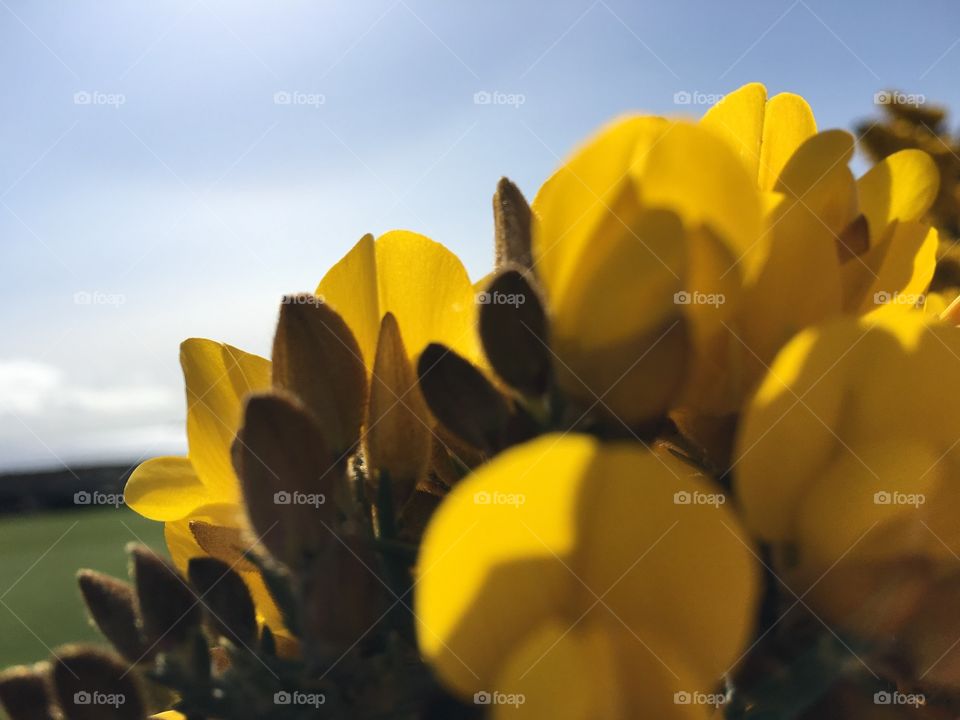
{"left": 1, "top": 0, "right": 959, "bottom": 669}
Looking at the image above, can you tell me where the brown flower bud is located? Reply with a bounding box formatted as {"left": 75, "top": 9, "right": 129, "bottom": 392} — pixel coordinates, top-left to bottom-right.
{"left": 51, "top": 646, "right": 144, "bottom": 720}
{"left": 188, "top": 557, "right": 257, "bottom": 648}
{"left": 417, "top": 343, "right": 509, "bottom": 454}
{"left": 272, "top": 294, "right": 368, "bottom": 455}
{"left": 233, "top": 392, "right": 339, "bottom": 568}
{"left": 0, "top": 664, "right": 56, "bottom": 720}
{"left": 365, "top": 312, "right": 431, "bottom": 509}
{"left": 479, "top": 267, "right": 550, "bottom": 396}
{"left": 493, "top": 177, "right": 533, "bottom": 271}
{"left": 77, "top": 570, "right": 149, "bottom": 664}
{"left": 128, "top": 544, "right": 201, "bottom": 653}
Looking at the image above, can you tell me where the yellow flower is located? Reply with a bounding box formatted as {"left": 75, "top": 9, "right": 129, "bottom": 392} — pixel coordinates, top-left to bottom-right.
{"left": 416, "top": 434, "right": 759, "bottom": 718}
{"left": 125, "top": 231, "right": 479, "bottom": 637}
{"left": 734, "top": 311, "right": 960, "bottom": 635}
{"left": 531, "top": 114, "right": 759, "bottom": 425}
{"left": 123, "top": 339, "right": 288, "bottom": 635}
{"left": 531, "top": 82, "right": 940, "bottom": 429}
{"left": 688, "top": 83, "right": 941, "bottom": 414}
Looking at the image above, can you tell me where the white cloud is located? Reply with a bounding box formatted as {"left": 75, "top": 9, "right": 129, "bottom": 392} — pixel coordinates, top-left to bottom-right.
{"left": 0, "top": 360, "right": 176, "bottom": 417}
{"left": 0, "top": 360, "right": 184, "bottom": 470}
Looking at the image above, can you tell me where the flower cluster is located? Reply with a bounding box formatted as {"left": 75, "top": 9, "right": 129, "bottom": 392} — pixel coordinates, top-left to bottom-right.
{"left": 1, "top": 83, "right": 956, "bottom": 720}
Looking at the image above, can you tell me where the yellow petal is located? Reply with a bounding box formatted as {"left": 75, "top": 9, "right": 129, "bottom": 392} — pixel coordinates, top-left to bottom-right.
{"left": 416, "top": 435, "right": 594, "bottom": 696}
{"left": 124, "top": 456, "right": 209, "bottom": 522}
{"left": 676, "top": 227, "right": 746, "bottom": 415}
{"left": 758, "top": 92, "right": 817, "bottom": 191}
{"left": 550, "top": 202, "right": 688, "bottom": 425}
{"left": 700, "top": 82, "right": 767, "bottom": 183}
{"left": 700, "top": 84, "right": 817, "bottom": 192}
{"left": 181, "top": 339, "right": 270, "bottom": 502}
{"left": 317, "top": 231, "right": 480, "bottom": 368}
{"left": 151, "top": 713, "right": 186, "bottom": 720}
{"left": 376, "top": 230, "right": 480, "bottom": 365}
{"left": 490, "top": 617, "right": 713, "bottom": 720}
{"left": 577, "top": 445, "right": 759, "bottom": 685}
{"left": 794, "top": 439, "right": 942, "bottom": 575}
{"left": 638, "top": 121, "right": 762, "bottom": 277}
{"left": 315, "top": 234, "right": 380, "bottom": 369}
{"left": 841, "top": 222, "right": 938, "bottom": 314}
{"left": 734, "top": 322, "right": 852, "bottom": 542}
{"left": 739, "top": 193, "right": 843, "bottom": 372}
{"left": 774, "top": 130, "right": 857, "bottom": 236}
{"left": 857, "top": 149, "right": 939, "bottom": 243}
{"left": 491, "top": 619, "right": 625, "bottom": 720}
{"left": 532, "top": 115, "right": 669, "bottom": 303}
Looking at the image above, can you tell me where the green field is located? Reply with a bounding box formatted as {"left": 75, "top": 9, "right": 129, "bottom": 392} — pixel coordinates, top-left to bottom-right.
{"left": 0, "top": 506, "right": 166, "bottom": 669}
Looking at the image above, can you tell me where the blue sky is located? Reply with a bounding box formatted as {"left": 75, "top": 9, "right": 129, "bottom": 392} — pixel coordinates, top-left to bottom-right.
{"left": 2, "top": 0, "right": 959, "bottom": 470}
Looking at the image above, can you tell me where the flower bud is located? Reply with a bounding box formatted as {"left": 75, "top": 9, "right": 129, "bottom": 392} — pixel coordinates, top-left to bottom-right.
{"left": 273, "top": 294, "right": 368, "bottom": 455}
{"left": 493, "top": 177, "right": 533, "bottom": 271}
{"left": 365, "top": 312, "right": 431, "bottom": 509}
{"left": 51, "top": 646, "right": 145, "bottom": 720}
{"left": 77, "top": 570, "right": 149, "bottom": 664}
{"left": 128, "top": 544, "right": 201, "bottom": 652}
{"left": 187, "top": 557, "right": 258, "bottom": 648}
{"left": 479, "top": 267, "right": 550, "bottom": 397}
{"left": 417, "top": 343, "right": 509, "bottom": 454}
{"left": 233, "top": 392, "right": 339, "bottom": 569}
{"left": 0, "top": 664, "right": 56, "bottom": 720}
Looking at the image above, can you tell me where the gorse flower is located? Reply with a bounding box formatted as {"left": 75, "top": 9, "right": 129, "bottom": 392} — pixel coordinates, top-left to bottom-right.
{"left": 123, "top": 340, "right": 285, "bottom": 635}
{"left": 735, "top": 311, "right": 960, "bottom": 688}
{"left": 415, "top": 435, "right": 760, "bottom": 719}
{"left": 688, "top": 83, "right": 940, "bottom": 415}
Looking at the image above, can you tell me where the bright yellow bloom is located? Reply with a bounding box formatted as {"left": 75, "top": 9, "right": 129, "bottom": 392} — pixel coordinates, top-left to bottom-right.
{"left": 416, "top": 435, "right": 759, "bottom": 718}
{"left": 124, "top": 339, "right": 286, "bottom": 634}
{"left": 530, "top": 83, "right": 940, "bottom": 428}
{"left": 126, "top": 231, "right": 480, "bottom": 638}
{"left": 734, "top": 311, "right": 960, "bottom": 632}
{"left": 689, "top": 83, "right": 941, "bottom": 414}
{"left": 532, "top": 115, "right": 758, "bottom": 424}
